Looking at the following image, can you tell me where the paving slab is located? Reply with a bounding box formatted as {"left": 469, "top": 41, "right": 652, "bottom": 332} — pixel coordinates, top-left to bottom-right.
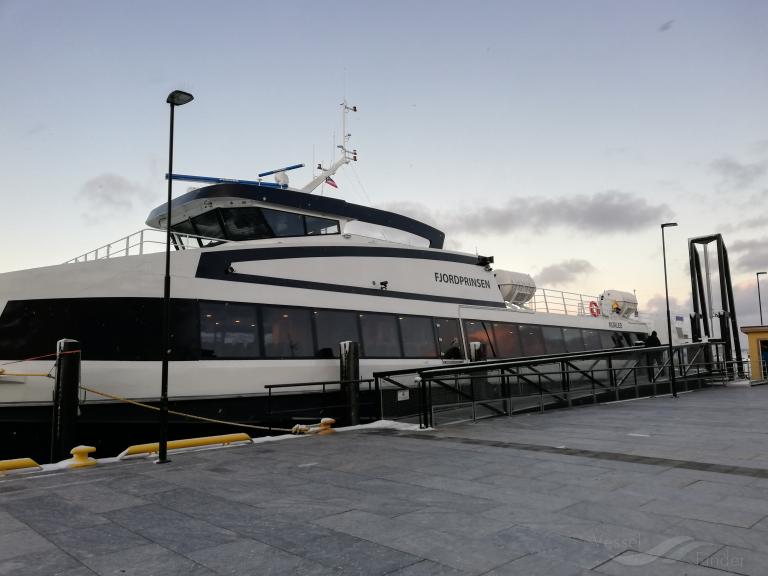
{"left": 2, "top": 385, "right": 768, "bottom": 574}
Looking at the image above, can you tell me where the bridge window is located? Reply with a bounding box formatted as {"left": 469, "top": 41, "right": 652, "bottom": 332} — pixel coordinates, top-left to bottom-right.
{"left": 176, "top": 208, "right": 340, "bottom": 241}
{"left": 306, "top": 216, "right": 340, "bottom": 235}
{"left": 313, "top": 310, "right": 359, "bottom": 358}
{"left": 399, "top": 316, "right": 438, "bottom": 358}
{"left": 220, "top": 207, "right": 271, "bottom": 240}
{"left": 191, "top": 211, "right": 225, "bottom": 239}
{"left": 262, "top": 306, "right": 313, "bottom": 358}
{"left": 262, "top": 209, "right": 304, "bottom": 237}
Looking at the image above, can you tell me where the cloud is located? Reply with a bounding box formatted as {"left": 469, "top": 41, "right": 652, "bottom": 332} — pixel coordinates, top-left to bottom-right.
{"left": 382, "top": 190, "right": 671, "bottom": 237}
{"left": 644, "top": 293, "right": 692, "bottom": 315}
{"left": 78, "top": 173, "right": 153, "bottom": 223}
{"left": 710, "top": 156, "right": 768, "bottom": 190}
{"left": 719, "top": 215, "right": 767, "bottom": 234}
{"left": 658, "top": 20, "right": 674, "bottom": 33}
{"left": 729, "top": 238, "right": 768, "bottom": 272}
{"left": 535, "top": 259, "right": 595, "bottom": 286}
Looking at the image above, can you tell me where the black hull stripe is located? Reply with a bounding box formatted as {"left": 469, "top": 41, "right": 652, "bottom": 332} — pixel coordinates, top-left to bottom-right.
{"left": 204, "top": 271, "right": 506, "bottom": 308}
{"left": 197, "top": 245, "right": 482, "bottom": 266}
{"left": 195, "top": 245, "right": 504, "bottom": 307}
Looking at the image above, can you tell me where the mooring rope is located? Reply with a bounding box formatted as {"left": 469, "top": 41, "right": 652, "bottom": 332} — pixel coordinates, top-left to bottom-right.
{"left": 0, "top": 349, "right": 81, "bottom": 366}
{"left": 79, "top": 385, "right": 294, "bottom": 432}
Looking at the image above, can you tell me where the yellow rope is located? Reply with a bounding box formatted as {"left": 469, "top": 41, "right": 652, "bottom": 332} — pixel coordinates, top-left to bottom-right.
{"left": 79, "top": 385, "right": 293, "bottom": 432}
{"left": 0, "top": 372, "right": 52, "bottom": 377}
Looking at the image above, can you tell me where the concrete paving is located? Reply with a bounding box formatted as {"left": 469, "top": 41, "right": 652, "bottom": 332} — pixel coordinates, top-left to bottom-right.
{"left": 3, "top": 385, "right": 768, "bottom": 575}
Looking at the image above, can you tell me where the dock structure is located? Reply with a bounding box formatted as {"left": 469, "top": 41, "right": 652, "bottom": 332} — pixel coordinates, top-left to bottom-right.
{"left": 2, "top": 386, "right": 768, "bottom": 575}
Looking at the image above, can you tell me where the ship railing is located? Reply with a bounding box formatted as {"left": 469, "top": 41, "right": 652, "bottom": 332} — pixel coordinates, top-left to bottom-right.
{"left": 374, "top": 341, "right": 746, "bottom": 428}
{"left": 65, "top": 229, "right": 229, "bottom": 263}
{"left": 264, "top": 379, "right": 378, "bottom": 428}
{"left": 527, "top": 288, "right": 600, "bottom": 316}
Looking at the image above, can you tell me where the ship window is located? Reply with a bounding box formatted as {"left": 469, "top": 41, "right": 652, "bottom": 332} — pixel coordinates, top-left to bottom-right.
{"left": 463, "top": 320, "right": 497, "bottom": 358}
{"left": 518, "top": 324, "right": 546, "bottom": 356}
{"left": 610, "top": 332, "right": 625, "bottom": 348}
{"left": 0, "top": 298, "right": 201, "bottom": 361}
{"left": 191, "top": 211, "right": 226, "bottom": 239}
{"left": 492, "top": 322, "right": 521, "bottom": 358}
{"left": 200, "top": 301, "right": 260, "bottom": 359}
{"left": 360, "top": 313, "right": 401, "bottom": 357}
{"left": 542, "top": 326, "right": 566, "bottom": 354}
{"left": 262, "top": 306, "right": 313, "bottom": 358}
{"left": 582, "top": 329, "right": 602, "bottom": 351}
{"left": 313, "top": 309, "right": 359, "bottom": 358}
{"left": 262, "top": 208, "right": 304, "bottom": 237}
{"left": 599, "top": 331, "right": 616, "bottom": 349}
{"left": 562, "top": 327, "right": 585, "bottom": 352}
{"left": 435, "top": 318, "right": 464, "bottom": 359}
{"left": 219, "top": 207, "right": 272, "bottom": 240}
{"left": 172, "top": 219, "right": 197, "bottom": 236}
{"left": 399, "top": 316, "right": 438, "bottom": 358}
{"left": 306, "top": 216, "right": 340, "bottom": 235}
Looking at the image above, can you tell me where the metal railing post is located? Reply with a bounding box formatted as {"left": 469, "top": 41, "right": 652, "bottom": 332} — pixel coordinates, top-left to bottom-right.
{"left": 470, "top": 376, "right": 477, "bottom": 422}
{"left": 561, "top": 361, "right": 571, "bottom": 407}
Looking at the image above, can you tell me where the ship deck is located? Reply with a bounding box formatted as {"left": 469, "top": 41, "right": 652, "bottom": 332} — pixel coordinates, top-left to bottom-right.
{"left": 2, "top": 384, "right": 768, "bottom": 575}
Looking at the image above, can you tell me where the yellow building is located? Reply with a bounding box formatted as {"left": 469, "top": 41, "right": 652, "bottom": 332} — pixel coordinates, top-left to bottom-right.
{"left": 741, "top": 326, "right": 768, "bottom": 382}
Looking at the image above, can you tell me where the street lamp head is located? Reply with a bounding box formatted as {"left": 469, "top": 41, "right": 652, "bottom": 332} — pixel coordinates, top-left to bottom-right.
{"left": 661, "top": 222, "right": 678, "bottom": 229}
{"left": 166, "top": 90, "right": 194, "bottom": 106}
{"left": 758, "top": 271, "right": 767, "bottom": 277}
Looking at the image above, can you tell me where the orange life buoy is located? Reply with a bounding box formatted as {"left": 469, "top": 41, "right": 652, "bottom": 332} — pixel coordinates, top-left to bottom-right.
{"left": 589, "top": 301, "right": 600, "bottom": 317}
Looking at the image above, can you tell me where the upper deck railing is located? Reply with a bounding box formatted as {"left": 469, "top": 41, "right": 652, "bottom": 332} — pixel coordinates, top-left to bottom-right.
{"left": 527, "top": 288, "right": 599, "bottom": 316}
{"left": 65, "top": 229, "right": 227, "bottom": 263}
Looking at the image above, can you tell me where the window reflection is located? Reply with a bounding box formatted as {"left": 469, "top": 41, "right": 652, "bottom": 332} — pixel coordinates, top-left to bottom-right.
{"left": 262, "top": 307, "right": 313, "bottom": 358}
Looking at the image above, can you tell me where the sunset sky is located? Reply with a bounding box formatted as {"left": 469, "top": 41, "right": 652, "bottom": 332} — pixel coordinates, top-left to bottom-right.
{"left": 1, "top": 0, "right": 766, "bottom": 327}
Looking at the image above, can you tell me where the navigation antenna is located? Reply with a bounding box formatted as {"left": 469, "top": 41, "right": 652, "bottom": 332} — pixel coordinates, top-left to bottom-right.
{"left": 300, "top": 100, "right": 358, "bottom": 193}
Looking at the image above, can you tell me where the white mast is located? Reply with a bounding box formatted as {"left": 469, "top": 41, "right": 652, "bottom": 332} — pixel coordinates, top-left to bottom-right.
{"left": 301, "top": 100, "right": 358, "bottom": 193}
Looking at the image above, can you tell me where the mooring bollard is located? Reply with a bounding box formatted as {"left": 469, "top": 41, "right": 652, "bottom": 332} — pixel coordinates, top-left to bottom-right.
{"left": 339, "top": 341, "right": 360, "bottom": 425}
{"left": 50, "top": 339, "right": 81, "bottom": 463}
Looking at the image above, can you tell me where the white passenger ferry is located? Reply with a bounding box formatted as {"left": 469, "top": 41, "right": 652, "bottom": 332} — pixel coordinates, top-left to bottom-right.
{"left": 0, "top": 109, "right": 650, "bottom": 455}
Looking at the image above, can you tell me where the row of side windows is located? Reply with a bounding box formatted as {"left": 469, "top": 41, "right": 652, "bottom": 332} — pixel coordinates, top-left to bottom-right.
{"left": 462, "top": 319, "right": 643, "bottom": 359}
{"left": 199, "top": 301, "right": 462, "bottom": 359}
{"left": 0, "top": 298, "right": 645, "bottom": 362}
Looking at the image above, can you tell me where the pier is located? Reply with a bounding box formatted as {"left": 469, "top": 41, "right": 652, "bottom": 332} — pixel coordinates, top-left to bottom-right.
{"left": 3, "top": 385, "right": 768, "bottom": 575}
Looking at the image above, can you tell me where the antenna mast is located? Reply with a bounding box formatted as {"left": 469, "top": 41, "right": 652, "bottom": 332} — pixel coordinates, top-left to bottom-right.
{"left": 301, "top": 100, "right": 358, "bottom": 193}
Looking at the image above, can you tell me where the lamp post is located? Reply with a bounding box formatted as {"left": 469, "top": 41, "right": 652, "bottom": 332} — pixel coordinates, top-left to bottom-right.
{"left": 661, "top": 222, "right": 678, "bottom": 398}
{"left": 158, "top": 90, "right": 194, "bottom": 464}
{"left": 758, "top": 271, "right": 767, "bottom": 325}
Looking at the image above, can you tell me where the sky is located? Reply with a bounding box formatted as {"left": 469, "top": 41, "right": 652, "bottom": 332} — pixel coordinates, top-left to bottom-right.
{"left": 1, "top": 0, "right": 767, "bottom": 328}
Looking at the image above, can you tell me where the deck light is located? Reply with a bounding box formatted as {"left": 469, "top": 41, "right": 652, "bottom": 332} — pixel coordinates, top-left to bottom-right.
{"left": 758, "top": 272, "right": 767, "bottom": 325}
{"left": 158, "top": 89, "right": 194, "bottom": 465}
{"left": 661, "top": 222, "right": 678, "bottom": 398}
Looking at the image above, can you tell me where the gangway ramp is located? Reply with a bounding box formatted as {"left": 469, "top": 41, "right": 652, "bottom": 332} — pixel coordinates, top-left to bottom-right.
{"left": 374, "top": 341, "right": 743, "bottom": 427}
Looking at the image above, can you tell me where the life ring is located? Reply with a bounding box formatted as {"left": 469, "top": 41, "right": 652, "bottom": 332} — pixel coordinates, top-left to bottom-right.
{"left": 589, "top": 301, "right": 600, "bottom": 317}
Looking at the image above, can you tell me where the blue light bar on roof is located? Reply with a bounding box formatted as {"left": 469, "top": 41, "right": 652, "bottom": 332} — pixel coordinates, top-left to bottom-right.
{"left": 165, "top": 173, "right": 286, "bottom": 188}
{"left": 257, "top": 163, "right": 305, "bottom": 178}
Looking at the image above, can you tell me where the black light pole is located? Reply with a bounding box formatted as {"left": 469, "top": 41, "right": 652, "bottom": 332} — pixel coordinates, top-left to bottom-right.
{"left": 158, "top": 90, "right": 194, "bottom": 464}
{"left": 661, "top": 222, "right": 678, "bottom": 398}
{"left": 758, "top": 271, "right": 767, "bottom": 325}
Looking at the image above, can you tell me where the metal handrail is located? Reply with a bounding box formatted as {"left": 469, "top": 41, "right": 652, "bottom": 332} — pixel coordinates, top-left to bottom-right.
{"left": 66, "top": 229, "right": 230, "bottom": 263}
{"left": 375, "top": 341, "right": 742, "bottom": 428}
{"left": 528, "top": 288, "right": 599, "bottom": 316}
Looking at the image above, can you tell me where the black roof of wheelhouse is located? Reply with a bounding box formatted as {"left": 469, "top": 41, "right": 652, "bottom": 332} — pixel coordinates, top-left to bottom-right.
{"left": 146, "top": 183, "right": 446, "bottom": 249}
